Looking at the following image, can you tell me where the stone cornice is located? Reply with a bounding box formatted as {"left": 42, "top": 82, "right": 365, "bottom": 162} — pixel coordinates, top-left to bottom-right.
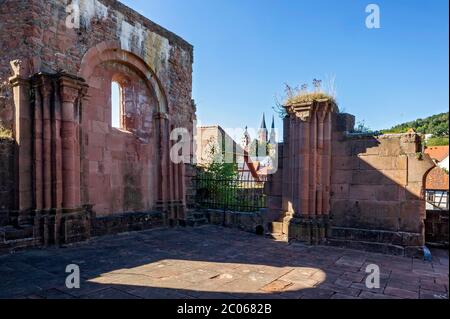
{"left": 285, "top": 99, "right": 338, "bottom": 122}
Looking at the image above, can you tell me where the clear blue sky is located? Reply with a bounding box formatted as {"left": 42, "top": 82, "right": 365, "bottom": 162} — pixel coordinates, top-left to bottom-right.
{"left": 121, "top": 0, "right": 449, "bottom": 139}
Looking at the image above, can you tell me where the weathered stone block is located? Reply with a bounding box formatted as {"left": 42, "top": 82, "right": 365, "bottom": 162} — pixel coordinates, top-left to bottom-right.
{"left": 331, "top": 184, "right": 349, "bottom": 199}
{"left": 331, "top": 169, "right": 353, "bottom": 184}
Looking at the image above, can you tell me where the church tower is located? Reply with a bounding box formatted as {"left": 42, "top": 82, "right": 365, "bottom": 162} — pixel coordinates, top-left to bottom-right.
{"left": 258, "top": 113, "right": 268, "bottom": 143}
{"left": 241, "top": 126, "right": 251, "bottom": 151}
{"left": 269, "top": 115, "right": 277, "bottom": 144}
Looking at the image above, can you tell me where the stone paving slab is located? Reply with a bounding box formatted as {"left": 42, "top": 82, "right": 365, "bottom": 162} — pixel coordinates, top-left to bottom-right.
{"left": 0, "top": 225, "right": 448, "bottom": 299}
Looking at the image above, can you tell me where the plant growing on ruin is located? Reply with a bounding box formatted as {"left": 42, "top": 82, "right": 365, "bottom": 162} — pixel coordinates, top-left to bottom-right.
{"left": 273, "top": 77, "right": 338, "bottom": 119}
{"left": 0, "top": 124, "right": 12, "bottom": 139}
{"left": 352, "top": 120, "right": 373, "bottom": 134}
{"left": 415, "top": 152, "right": 424, "bottom": 161}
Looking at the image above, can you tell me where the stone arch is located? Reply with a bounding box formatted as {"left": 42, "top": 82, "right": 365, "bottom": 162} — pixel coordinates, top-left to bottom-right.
{"left": 78, "top": 41, "right": 168, "bottom": 216}
{"left": 78, "top": 41, "right": 168, "bottom": 114}
{"left": 423, "top": 164, "right": 438, "bottom": 193}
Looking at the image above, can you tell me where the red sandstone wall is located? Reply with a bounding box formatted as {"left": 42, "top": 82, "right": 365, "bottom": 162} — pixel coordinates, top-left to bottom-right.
{"left": 0, "top": 0, "right": 194, "bottom": 126}
{"left": 0, "top": 0, "right": 195, "bottom": 217}
{"left": 328, "top": 123, "right": 436, "bottom": 253}
{"left": 265, "top": 111, "right": 436, "bottom": 254}
{"left": 330, "top": 132, "right": 433, "bottom": 233}
{"left": 0, "top": 0, "right": 34, "bottom": 128}
{"left": 81, "top": 61, "right": 159, "bottom": 216}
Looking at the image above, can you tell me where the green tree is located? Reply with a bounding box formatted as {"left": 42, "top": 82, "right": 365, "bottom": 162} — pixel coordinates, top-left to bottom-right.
{"left": 353, "top": 120, "right": 373, "bottom": 133}
{"left": 426, "top": 136, "right": 450, "bottom": 147}
{"left": 198, "top": 138, "right": 239, "bottom": 209}
{"left": 382, "top": 112, "right": 449, "bottom": 137}
{"left": 202, "top": 137, "right": 238, "bottom": 180}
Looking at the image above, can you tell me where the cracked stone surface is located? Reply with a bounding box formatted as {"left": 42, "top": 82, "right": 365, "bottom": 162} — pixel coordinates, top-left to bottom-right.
{"left": 0, "top": 226, "right": 448, "bottom": 299}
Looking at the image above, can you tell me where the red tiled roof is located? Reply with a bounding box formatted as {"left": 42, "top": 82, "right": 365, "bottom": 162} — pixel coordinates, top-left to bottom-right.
{"left": 426, "top": 167, "right": 449, "bottom": 191}
{"left": 425, "top": 146, "right": 449, "bottom": 163}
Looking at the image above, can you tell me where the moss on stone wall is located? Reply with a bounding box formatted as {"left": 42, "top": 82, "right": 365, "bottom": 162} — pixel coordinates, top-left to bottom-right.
{"left": 0, "top": 125, "right": 12, "bottom": 139}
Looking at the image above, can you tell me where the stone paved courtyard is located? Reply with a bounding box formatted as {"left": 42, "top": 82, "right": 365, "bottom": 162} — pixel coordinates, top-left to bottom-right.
{"left": 0, "top": 226, "right": 448, "bottom": 299}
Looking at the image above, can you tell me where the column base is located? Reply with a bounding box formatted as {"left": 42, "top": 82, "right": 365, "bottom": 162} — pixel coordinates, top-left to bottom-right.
{"left": 284, "top": 214, "right": 329, "bottom": 245}
{"left": 35, "top": 207, "right": 91, "bottom": 246}
{"left": 155, "top": 200, "right": 186, "bottom": 226}
{"left": 0, "top": 207, "right": 91, "bottom": 253}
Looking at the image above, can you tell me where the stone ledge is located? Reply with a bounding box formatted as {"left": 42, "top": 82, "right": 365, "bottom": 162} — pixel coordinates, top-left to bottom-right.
{"left": 328, "top": 238, "right": 424, "bottom": 258}
{"left": 91, "top": 211, "right": 165, "bottom": 238}
{"left": 330, "top": 226, "right": 423, "bottom": 247}
{"left": 201, "top": 209, "right": 265, "bottom": 235}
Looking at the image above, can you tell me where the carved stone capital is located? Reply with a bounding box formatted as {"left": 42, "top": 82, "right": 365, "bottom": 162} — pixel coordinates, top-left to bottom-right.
{"left": 292, "top": 105, "right": 313, "bottom": 122}
{"left": 58, "top": 73, "right": 87, "bottom": 103}
{"left": 10, "top": 59, "right": 30, "bottom": 78}
{"left": 286, "top": 99, "right": 338, "bottom": 122}
{"left": 60, "top": 86, "right": 79, "bottom": 104}
{"left": 9, "top": 76, "right": 30, "bottom": 88}
{"left": 9, "top": 62, "right": 30, "bottom": 88}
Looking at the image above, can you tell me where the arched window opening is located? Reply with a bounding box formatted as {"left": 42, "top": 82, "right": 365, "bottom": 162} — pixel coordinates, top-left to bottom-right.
{"left": 111, "top": 81, "right": 122, "bottom": 129}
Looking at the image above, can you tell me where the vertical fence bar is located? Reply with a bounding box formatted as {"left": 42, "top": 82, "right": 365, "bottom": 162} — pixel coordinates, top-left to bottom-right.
{"left": 193, "top": 175, "right": 267, "bottom": 212}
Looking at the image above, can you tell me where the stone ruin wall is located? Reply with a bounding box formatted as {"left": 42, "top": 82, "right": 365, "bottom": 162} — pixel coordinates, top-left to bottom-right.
{"left": 0, "top": 0, "right": 195, "bottom": 249}
{"left": 328, "top": 120, "right": 435, "bottom": 255}
{"left": 0, "top": 0, "right": 440, "bottom": 256}
{"left": 266, "top": 105, "right": 436, "bottom": 256}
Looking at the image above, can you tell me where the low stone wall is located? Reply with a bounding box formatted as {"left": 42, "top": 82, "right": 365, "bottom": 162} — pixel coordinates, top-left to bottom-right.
{"left": 91, "top": 211, "right": 165, "bottom": 238}
{"left": 1, "top": 209, "right": 166, "bottom": 253}
{"left": 204, "top": 209, "right": 265, "bottom": 235}
{"left": 328, "top": 131, "right": 435, "bottom": 257}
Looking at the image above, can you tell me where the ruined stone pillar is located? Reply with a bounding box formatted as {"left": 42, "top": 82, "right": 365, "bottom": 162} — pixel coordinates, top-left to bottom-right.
{"left": 41, "top": 77, "right": 53, "bottom": 210}
{"left": 9, "top": 61, "right": 32, "bottom": 222}
{"left": 53, "top": 79, "right": 65, "bottom": 212}
{"left": 58, "top": 74, "right": 87, "bottom": 210}
{"left": 153, "top": 114, "right": 188, "bottom": 225}
{"left": 32, "top": 79, "right": 43, "bottom": 212}
{"left": 283, "top": 99, "right": 338, "bottom": 244}
{"left": 154, "top": 112, "right": 170, "bottom": 216}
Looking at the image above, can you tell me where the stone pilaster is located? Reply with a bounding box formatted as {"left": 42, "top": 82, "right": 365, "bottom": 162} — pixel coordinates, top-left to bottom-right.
{"left": 154, "top": 112, "right": 169, "bottom": 213}
{"left": 9, "top": 60, "right": 32, "bottom": 223}
{"left": 58, "top": 74, "right": 87, "bottom": 210}
{"left": 153, "top": 112, "right": 188, "bottom": 225}
{"left": 282, "top": 99, "right": 338, "bottom": 244}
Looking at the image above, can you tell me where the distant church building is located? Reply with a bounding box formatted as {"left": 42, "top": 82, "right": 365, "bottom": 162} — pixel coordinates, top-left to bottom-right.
{"left": 240, "top": 114, "right": 278, "bottom": 180}
{"left": 241, "top": 113, "right": 277, "bottom": 158}
{"left": 195, "top": 114, "right": 278, "bottom": 182}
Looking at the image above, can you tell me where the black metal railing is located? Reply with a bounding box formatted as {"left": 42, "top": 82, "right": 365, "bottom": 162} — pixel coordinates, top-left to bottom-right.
{"left": 193, "top": 176, "right": 266, "bottom": 212}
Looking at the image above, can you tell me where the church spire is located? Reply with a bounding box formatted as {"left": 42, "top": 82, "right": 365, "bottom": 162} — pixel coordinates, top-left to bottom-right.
{"left": 259, "top": 113, "right": 268, "bottom": 142}
{"left": 260, "top": 113, "right": 267, "bottom": 130}
{"left": 270, "top": 115, "right": 276, "bottom": 144}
